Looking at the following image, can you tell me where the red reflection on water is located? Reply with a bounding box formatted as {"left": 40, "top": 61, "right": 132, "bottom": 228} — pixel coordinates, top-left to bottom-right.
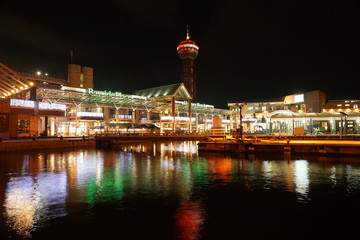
{"left": 205, "top": 153, "right": 232, "bottom": 184}
{"left": 175, "top": 201, "right": 204, "bottom": 240}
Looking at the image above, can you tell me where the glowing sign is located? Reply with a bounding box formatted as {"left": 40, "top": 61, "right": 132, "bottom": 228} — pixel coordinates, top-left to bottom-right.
{"left": 88, "top": 88, "right": 122, "bottom": 97}
{"left": 10, "top": 99, "right": 35, "bottom": 108}
{"left": 161, "top": 116, "right": 196, "bottom": 121}
{"left": 77, "top": 112, "right": 104, "bottom": 117}
{"left": 39, "top": 102, "right": 66, "bottom": 111}
{"left": 61, "top": 86, "right": 87, "bottom": 93}
{"left": 294, "top": 94, "right": 304, "bottom": 103}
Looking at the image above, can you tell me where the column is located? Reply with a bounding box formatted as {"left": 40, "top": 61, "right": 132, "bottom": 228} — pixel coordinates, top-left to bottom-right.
{"left": 159, "top": 111, "right": 163, "bottom": 134}
{"left": 103, "top": 107, "right": 110, "bottom": 123}
{"left": 188, "top": 99, "right": 192, "bottom": 133}
{"left": 195, "top": 113, "right": 199, "bottom": 133}
{"left": 172, "top": 96, "right": 175, "bottom": 133}
{"left": 132, "top": 109, "right": 136, "bottom": 124}
{"left": 147, "top": 111, "right": 151, "bottom": 124}
{"left": 115, "top": 109, "right": 119, "bottom": 122}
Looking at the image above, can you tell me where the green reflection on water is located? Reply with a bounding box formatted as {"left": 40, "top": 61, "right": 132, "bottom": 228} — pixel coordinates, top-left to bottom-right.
{"left": 191, "top": 157, "right": 209, "bottom": 187}
{"left": 86, "top": 168, "right": 125, "bottom": 206}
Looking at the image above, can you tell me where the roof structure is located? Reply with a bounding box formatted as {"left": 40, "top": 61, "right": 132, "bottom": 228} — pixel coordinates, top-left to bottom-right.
{"left": 228, "top": 97, "right": 285, "bottom": 105}
{"left": 133, "top": 83, "right": 191, "bottom": 102}
{"left": 35, "top": 87, "right": 231, "bottom": 116}
{"left": 0, "top": 62, "right": 34, "bottom": 97}
{"left": 269, "top": 110, "right": 360, "bottom": 118}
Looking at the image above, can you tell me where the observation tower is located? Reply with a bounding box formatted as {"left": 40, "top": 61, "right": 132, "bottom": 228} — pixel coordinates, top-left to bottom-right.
{"left": 177, "top": 26, "right": 199, "bottom": 102}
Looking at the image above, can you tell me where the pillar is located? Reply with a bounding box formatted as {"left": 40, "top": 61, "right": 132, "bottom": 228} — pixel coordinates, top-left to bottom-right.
{"left": 44, "top": 116, "right": 48, "bottom": 137}
{"left": 172, "top": 96, "right": 175, "bottom": 133}
{"left": 147, "top": 111, "right": 151, "bottom": 124}
{"left": 29, "top": 87, "right": 37, "bottom": 101}
{"left": 188, "top": 99, "right": 192, "bottom": 132}
{"left": 115, "top": 109, "right": 119, "bottom": 122}
{"left": 132, "top": 109, "right": 136, "bottom": 124}
{"left": 103, "top": 107, "right": 110, "bottom": 123}
{"left": 195, "top": 114, "right": 198, "bottom": 133}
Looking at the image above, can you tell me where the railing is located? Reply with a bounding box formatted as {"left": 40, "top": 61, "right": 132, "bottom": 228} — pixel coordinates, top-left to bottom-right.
{"left": 17, "top": 72, "right": 68, "bottom": 84}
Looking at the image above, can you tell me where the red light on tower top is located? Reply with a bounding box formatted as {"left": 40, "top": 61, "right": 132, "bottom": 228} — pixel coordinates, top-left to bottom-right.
{"left": 177, "top": 27, "right": 199, "bottom": 60}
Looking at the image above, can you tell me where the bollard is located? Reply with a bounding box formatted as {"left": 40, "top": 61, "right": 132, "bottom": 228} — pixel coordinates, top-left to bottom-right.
{"left": 82, "top": 135, "right": 85, "bottom": 141}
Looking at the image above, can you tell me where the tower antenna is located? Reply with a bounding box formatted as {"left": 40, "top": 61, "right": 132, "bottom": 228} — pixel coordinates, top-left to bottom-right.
{"left": 70, "top": 50, "right": 74, "bottom": 64}
{"left": 186, "top": 25, "right": 190, "bottom": 40}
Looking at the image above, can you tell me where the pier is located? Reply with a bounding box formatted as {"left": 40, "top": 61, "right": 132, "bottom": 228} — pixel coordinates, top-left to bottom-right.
{"left": 197, "top": 137, "right": 360, "bottom": 156}
{"left": 94, "top": 134, "right": 223, "bottom": 148}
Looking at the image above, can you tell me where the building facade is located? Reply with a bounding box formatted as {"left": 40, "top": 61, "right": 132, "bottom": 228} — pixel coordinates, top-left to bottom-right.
{"left": 228, "top": 90, "right": 360, "bottom": 135}
{"left": 0, "top": 62, "right": 232, "bottom": 139}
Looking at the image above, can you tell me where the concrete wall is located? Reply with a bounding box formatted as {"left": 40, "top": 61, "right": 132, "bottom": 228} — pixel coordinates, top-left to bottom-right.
{"left": 305, "top": 90, "right": 327, "bottom": 113}
{"left": 68, "top": 64, "right": 94, "bottom": 89}
{"left": 0, "top": 139, "right": 95, "bottom": 152}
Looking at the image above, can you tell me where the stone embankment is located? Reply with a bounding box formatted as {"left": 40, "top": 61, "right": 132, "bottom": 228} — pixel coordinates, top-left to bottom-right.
{"left": 0, "top": 138, "right": 95, "bottom": 152}
{"left": 197, "top": 138, "right": 360, "bottom": 156}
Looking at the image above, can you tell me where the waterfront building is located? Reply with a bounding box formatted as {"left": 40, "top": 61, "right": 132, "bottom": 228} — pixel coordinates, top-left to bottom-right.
{"left": 228, "top": 90, "right": 360, "bottom": 135}
{"left": 0, "top": 61, "right": 232, "bottom": 139}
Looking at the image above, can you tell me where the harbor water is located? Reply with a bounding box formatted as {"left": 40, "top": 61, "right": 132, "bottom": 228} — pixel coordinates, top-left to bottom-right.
{"left": 1, "top": 140, "right": 360, "bottom": 239}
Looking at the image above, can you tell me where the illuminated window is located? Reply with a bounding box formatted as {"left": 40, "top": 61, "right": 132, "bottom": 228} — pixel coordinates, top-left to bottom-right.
{"left": 294, "top": 94, "right": 304, "bottom": 103}
{"left": 80, "top": 73, "right": 84, "bottom": 88}
{"left": 18, "top": 119, "right": 29, "bottom": 133}
{"left": 354, "top": 104, "right": 358, "bottom": 109}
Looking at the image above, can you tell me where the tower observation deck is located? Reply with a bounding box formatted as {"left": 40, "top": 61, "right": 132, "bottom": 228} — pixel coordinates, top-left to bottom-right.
{"left": 177, "top": 27, "right": 199, "bottom": 102}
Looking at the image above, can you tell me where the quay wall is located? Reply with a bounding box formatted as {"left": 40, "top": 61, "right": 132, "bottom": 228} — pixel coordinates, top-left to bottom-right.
{"left": 0, "top": 139, "right": 95, "bottom": 152}
{"left": 197, "top": 141, "right": 360, "bottom": 156}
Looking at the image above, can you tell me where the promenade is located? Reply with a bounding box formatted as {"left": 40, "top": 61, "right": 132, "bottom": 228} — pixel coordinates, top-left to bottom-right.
{"left": 1, "top": 134, "right": 360, "bottom": 155}
{"left": 198, "top": 136, "right": 360, "bottom": 156}
{"left": 0, "top": 137, "right": 95, "bottom": 152}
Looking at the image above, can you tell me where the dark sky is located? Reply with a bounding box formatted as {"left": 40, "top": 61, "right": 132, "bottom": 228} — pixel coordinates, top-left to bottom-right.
{"left": 0, "top": 0, "right": 359, "bottom": 109}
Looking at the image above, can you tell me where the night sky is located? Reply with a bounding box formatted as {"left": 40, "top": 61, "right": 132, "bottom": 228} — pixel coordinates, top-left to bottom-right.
{"left": 0, "top": 0, "right": 359, "bottom": 109}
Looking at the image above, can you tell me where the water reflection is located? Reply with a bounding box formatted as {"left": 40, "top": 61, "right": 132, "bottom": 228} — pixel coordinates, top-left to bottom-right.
{"left": 4, "top": 172, "right": 67, "bottom": 237}
{"left": 294, "top": 160, "right": 310, "bottom": 202}
{"left": 1, "top": 141, "right": 360, "bottom": 238}
{"left": 175, "top": 201, "right": 204, "bottom": 240}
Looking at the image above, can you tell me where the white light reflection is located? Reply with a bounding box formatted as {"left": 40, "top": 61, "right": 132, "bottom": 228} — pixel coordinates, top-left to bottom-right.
{"left": 4, "top": 177, "right": 38, "bottom": 238}
{"left": 330, "top": 166, "right": 337, "bottom": 188}
{"left": 4, "top": 172, "right": 67, "bottom": 238}
{"left": 262, "top": 161, "right": 272, "bottom": 189}
{"left": 344, "top": 165, "right": 360, "bottom": 194}
{"left": 294, "top": 160, "right": 310, "bottom": 202}
{"left": 74, "top": 151, "right": 104, "bottom": 191}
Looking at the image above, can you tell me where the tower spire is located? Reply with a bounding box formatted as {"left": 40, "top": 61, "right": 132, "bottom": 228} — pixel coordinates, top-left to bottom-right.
{"left": 186, "top": 25, "right": 190, "bottom": 40}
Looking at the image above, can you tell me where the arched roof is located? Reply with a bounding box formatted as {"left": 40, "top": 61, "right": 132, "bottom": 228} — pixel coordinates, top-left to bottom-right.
{"left": 133, "top": 82, "right": 192, "bottom": 102}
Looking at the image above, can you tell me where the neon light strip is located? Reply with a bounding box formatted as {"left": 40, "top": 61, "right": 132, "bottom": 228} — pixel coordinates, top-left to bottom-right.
{"left": 77, "top": 112, "right": 104, "bottom": 117}
{"left": 39, "top": 102, "right": 66, "bottom": 111}
{"left": 10, "top": 99, "right": 35, "bottom": 108}
{"left": 177, "top": 44, "right": 199, "bottom": 51}
{"left": 161, "top": 116, "right": 196, "bottom": 121}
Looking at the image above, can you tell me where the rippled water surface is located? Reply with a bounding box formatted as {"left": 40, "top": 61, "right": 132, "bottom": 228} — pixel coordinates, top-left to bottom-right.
{"left": 1, "top": 141, "right": 360, "bottom": 239}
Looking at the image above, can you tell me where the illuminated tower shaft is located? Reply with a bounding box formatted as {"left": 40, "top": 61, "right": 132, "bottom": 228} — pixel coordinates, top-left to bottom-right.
{"left": 177, "top": 28, "right": 199, "bottom": 102}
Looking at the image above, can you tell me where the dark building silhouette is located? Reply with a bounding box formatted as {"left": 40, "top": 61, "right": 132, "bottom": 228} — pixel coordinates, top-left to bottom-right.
{"left": 177, "top": 26, "right": 199, "bottom": 102}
